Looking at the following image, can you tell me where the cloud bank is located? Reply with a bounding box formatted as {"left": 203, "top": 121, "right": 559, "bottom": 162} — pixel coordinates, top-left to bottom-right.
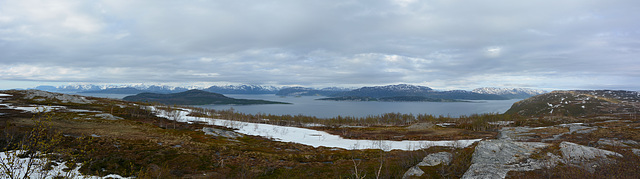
{"left": 1, "top": 0, "right": 639, "bottom": 90}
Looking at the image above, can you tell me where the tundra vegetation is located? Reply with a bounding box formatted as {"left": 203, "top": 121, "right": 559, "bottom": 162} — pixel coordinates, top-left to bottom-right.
{"left": 1, "top": 89, "right": 639, "bottom": 178}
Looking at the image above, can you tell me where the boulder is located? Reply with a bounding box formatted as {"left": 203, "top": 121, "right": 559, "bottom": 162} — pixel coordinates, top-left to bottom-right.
{"left": 402, "top": 152, "right": 452, "bottom": 179}
{"left": 417, "top": 152, "right": 452, "bottom": 167}
{"left": 402, "top": 166, "right": 425, "bottom": 179}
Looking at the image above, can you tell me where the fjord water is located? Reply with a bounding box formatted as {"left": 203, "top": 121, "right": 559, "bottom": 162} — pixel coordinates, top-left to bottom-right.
{"left": 196, "top": 94, "right": 522, "bottom": 119}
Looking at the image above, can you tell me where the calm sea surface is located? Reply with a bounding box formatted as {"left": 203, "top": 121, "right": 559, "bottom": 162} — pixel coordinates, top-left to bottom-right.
{"left": 196, "top": 94, "right": 522, "bottom": 119}
{"left": 79, "top": 93, "right": 521, "bottom": 119}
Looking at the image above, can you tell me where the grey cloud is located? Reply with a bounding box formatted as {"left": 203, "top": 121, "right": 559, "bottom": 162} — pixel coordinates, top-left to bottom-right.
{"left": 1, "top": 0, "right": 639, "bottom": 90}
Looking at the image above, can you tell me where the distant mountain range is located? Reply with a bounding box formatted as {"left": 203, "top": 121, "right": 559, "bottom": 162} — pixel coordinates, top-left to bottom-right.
{"left": 32, "top": 84, "right": 546, "bottom": 100}
{"left": 34, "top": 84, "right": 281, "bottom": 94}
{"left": 204, "top": 85, "right": 280, "bottom": 94}
{"left": 329, "top": 84, "right": 434, "bottom": 98}
{"left": 34, "top": 84, "right": 192, "bottom": 93}
{"left": 317, "top": 84, "right": 547, "bottom": 101}
{"left": 472, "top": 87, "right": 547, "bottom": 99}
{"left": 122, "top": 90, "right": 289, "bottom": 105}
{"left": 323, "top": 84, "right": 513, "bottom": 101}
{"left": 317, "top": 96, "right": 463, "bottom": 102}
{"left": 275, "top": 87, "right": 351, "bottom": 96}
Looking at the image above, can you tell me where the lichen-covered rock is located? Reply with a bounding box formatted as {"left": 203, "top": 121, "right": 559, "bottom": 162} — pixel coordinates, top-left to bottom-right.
{"left": 632, "top": 148, "right": 640, "bottom": 156}
{"left": 402, "top": 152, "right": 452, "bottom": 178}
{"left": 470, "top": 140, "right": 548, "bottom": 165}
{"left": 559, "top": 141, "right": 622, "bottom": 163}
{"left": 402, "top": 166, "right": 425, "bottom": 179}
{"left": 597, "top": 139, "right": 630, "bottom": 147}
{"left": 462, "top": 140, "right": 551, "bottom": 179}
{"left": 417, "top": 152, "right": 452, "bottom": 167}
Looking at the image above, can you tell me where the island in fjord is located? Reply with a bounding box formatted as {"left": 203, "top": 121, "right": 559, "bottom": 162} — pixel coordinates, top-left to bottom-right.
{"left": 123, "top": 89, "right": 289, "bottom": 105}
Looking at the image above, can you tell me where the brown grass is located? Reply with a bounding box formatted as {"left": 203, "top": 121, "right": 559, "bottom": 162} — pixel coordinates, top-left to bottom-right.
{"left": 318, "top": 125, "right": 497, "bottom": 141}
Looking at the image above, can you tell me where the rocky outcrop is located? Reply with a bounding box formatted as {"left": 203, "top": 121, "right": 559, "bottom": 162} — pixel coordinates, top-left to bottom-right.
{"left": 461, "top": 126, "right": 623, "bottom": 179}
{"left": 202, "top": 127, "right": 242, "bottom": 138}
{"left": 22, "top": 90, "right": 94, "bottom": 104}
{"left": 417, "top": 152, "right": 452, "bottom": 167}
{"left": 595, "top": 138, "right": 638, "bottom": 148}
{"left": 402, "top": 166, "right": 425, "bottom": 179}
{"left": 93, "top": 113, "right": 123, "bottom": 120}
{"left": 462, "top": 140, "right": 552, "bottom": 179}
{"left": 559, "top": 142, "right": 622, "bottom": 163}
{"left": 402, "top": 152, "right": 452, "bottom": 178}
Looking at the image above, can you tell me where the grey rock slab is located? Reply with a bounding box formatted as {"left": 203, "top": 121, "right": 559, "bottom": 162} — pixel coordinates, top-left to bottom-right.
{"left": 597, "top": 139, "right": 630, "bottom": 147}
{"left": 559, "top": 141, "right": 622, "bottom": 163}
{"left": 417, "top": 152, "right": 452, "bottom": 167}
{"left": 203, "top": 127, "right": 242, "bottom": 138}
{"left": 402, "top": 151, "right": 453, "bottom": 178}
{"left": 402, "top": 166, "right": 426, "bottom": 179}
{"left": 463, "top": 163, "right": 508, "bottom": 179}
{"left": 462, "top": 140, "right": 551, "bottom": 179}
{"left": 94, "top": 113, "right": 123, "bottom": 120}
{"left": 470, "top": 140, "right": 548, "bottom": 165}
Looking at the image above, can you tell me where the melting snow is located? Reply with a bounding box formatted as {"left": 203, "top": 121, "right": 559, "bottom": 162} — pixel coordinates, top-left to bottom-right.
{"left": 21, "top": 106, "right": 66, "bottom": 112}
{"left": 0, "top": 93, "right": 12, "bottom": 97}
{"left": 151, "top": 107, "right": 480, "bottom": 151}
{"left": 13, "top": 105, "right": 66, "bottom": 113}
{"left": 436, "top": 123, "right": 457, "bottom": 127}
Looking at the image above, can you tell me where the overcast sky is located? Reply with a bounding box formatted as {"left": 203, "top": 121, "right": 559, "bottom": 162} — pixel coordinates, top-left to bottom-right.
{"left": 1, "top": 0, "right": 639, "bottom": 90}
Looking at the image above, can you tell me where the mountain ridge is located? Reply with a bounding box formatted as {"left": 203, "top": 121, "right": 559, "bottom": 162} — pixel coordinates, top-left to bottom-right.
{"left": 472, "top": 87, "right": 547, "bottom": 99}
{"left": 329, "top": 84, "right": 508, "bottom": 100}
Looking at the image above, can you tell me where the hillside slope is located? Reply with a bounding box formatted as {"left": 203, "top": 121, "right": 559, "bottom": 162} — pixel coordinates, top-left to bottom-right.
{"left": 505, "top": 90, "right": 640, "bottom": 116}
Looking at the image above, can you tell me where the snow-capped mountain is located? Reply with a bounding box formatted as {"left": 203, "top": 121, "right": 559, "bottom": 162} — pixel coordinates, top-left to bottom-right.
{"left": 472, "top": 87, "right": 547, "bottom": 99}
{"left": 329, "top": 84, "right": 511, "bottom": 100}
{"left": 275, "top": 87, "right": 350, "bottom": 96}
{"left": 33, "top": 84, "right": 281, "bottom": 94}
{"left": 330, "top": 84, "right": 434, "bottom": 98}
{"left": 203, "top": 85, "right": 280, "bottom": 94}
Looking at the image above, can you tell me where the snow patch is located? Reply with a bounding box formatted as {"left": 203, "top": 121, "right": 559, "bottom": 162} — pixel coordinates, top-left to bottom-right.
{"left": 0, "top": 150, "right": 129, "bottom": 179}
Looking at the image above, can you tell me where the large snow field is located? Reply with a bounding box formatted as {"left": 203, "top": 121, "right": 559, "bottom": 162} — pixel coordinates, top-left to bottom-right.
{"left": 152, "top": 107, "right": 481, "bottom": 151}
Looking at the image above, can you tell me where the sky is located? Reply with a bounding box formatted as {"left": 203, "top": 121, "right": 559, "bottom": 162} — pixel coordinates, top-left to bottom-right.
{"left": 1, "top": 0, "right": 639, "bottom": 91}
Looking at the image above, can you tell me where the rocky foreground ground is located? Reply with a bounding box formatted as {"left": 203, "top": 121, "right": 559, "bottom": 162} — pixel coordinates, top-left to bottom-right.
{"left": 1, "top": 89, "right": 640, "bottom": 178}
{"left": 404, "top": 120, "right": 640, "bottom": 178}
